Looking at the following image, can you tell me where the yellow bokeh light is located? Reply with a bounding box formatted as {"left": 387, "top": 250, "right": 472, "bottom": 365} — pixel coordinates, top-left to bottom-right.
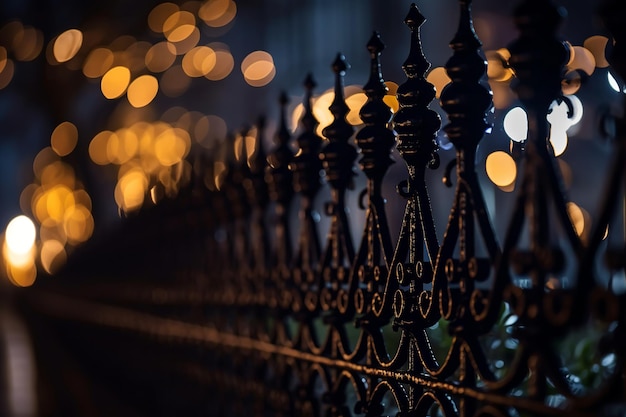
{"left": 199, "top": 0, "right": 230, "bottom": 22}
{"left": 73, "top": 189, "right": 92, "bottom": 212}
{"left": 164, "top": 11, "right": 195, "bottom": 33}
{"left": 182, "top": 46, "right": 216, "bottom": 77}
{"left": 171, "top": 26, "right": 200, "bottom": 55}
{"left": 107, "top": 129, "right": 139, "bottom": 164}
{"left": 242, "top": 51, "right": 275, "bottom": 87}
{"left": 5, "top": 215, "right": 36, "bottom": 256}
{"left": 0, "top": 58, "right": 15, "bottom": 90}
{"left": 40, "top": 161, "right": 75, "bottom": 188}
{"left": 6, "top": 261, "right": 37, "bottom": 287}
{"left": 51, "top": 121, "right": 78, "bottom": 157}
{"left": 148, "top": 2, "right": 180, "bottom": 33}
{"left": 568, "top": 46, "right": 596, "bottom": 76}
{"left": 89, "top": 130, "right": 115, "bottom": 165}
{"left": 486, "top": 151, "right": 517, "bottom": 187}
{"left": 40, "top": 239, "right": 66, "bottom": 275}
{"left": 83, "top": 47, "right": 114, "bottom": 78}
{"left": 63, "top": 204, "right": 94, "bottom": 244}
{"left": 426, "top": 67, "right": 451, "bottom": 99}
{"left": 53, "top": 29, "right": 83, "bottom": 63}
{"left": 567, "top": 202, "right": 586, "bottom": 237}
{"left": 0, "top": 46, "right": 7, "bottom": 73}
{"left": 312, "top": 90, "right": 334, "bottom": 137}
{"left": 154, "top": 128, "right": 191, "bottom": 166}
{"left": 146, "top": 42, "right": 177, "bottom": 72}
{"left": 167, "top": 24, "right": 196, "bottom": 43}
{"left": 127, "top": 75, "right": 159, "bottom": 108}
{"left": 584, "top": 36, "right": 610, "bottom": 68}
{"left": 346, "top": 92, "right": 368, "bottom": 125}
{"left": 205, "top": 47, "right": 234, "bottom": 81}
{"left": 115, "top": 169, "right": 148, "bottom": 212}
{"left": 101, "top": 66, "right": 131, "bottom": 99}
{"left": 290, "top": 103, "right": 304, "bottom": 133}
{"left": 201, "top": 0, "right": 237, "bottom": 27}
{"left": 14, "top": 26, "right": 43, "bottom": 62}
{"left": 46, "top": 185, "right": 75, "bottom": 224}
{"left": 383, "top": 95, "right": 400, "bottom": 113}
{"left": 32, "top": 147, "right": 58, "bottom": 179}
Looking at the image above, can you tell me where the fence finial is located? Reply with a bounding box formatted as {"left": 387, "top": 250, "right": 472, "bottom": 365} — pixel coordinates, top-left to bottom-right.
{"left": 386, "top": 2, "right": 441, "bottom": 324}
{"left": 291, "top": 74, "right": 324, "bottom": 313}
{"left": 319, "top": 53, "right": 357, "bottom": 313}
{"left": 349, "top": 31, "right": 395, "bottom": 319}
{"left": 267, "top": 92, "right": 295, "bottom": 273}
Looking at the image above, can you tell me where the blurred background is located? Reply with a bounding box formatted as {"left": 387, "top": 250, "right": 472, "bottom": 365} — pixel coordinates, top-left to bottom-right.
{"left": 0, "top": 0, "right": 623, "bottom": 415}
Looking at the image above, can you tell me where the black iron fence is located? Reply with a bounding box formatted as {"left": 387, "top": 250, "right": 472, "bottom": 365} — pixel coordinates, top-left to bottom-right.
{"left": 22, "top": 0, "right": 626, "bottom": 416}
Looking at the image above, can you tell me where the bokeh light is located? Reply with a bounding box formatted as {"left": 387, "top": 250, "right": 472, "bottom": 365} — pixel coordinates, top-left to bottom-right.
{"left": 127, "top": 75, "right": 159, "bottom": 108}
{"left": 205, "top": 44, "right": 234, "bottom": 81}
{"left": 182, "top": 45, "right": 217, "bottom": 77}
{"left": 486, "top": 151, "right": 517, "bottom": 188}
{"left": 5, "top": 215, "right": 36, "bottom": 256}
{"left": 146, "top": 42, "right": 177, "bottom": 73}
{"left": 426, "top": 67, "right": 451, "bottom": 99}
{"left": 53, "top": 29, "right": 83, "bottom": 63}
{"left": 101, "top": 66, "right": 131, "bottom": 99}
{"left": 83, "top": 47, "right": 115, "bottom": 78}
{"left": 148, "top": 2, "right": 180, "bottom": 33}
{"left": 51, "top": 122, "right": 78, "bottom": 157}
{"left": 200, "top": 0, "right": 237, "bottom": 27}
{"left": 503, "top": 107, "right": 528, "bottom": 143}
{"left": 241, "top": 50, "right": 276, "bottom": 87}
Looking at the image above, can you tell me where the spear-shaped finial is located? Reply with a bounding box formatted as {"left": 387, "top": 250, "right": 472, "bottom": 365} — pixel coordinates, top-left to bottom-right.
{"left": 356, "top": 31, "right": 395, "bottom": 179}
{"left": 393, "top": 3, "right": 441, "bottom": 167}
{"left": 320, "top": 53, "right": 357, "bottom": 191}
{"left": 292, "top": 74, "right": 323, "bottom": 197}
{"left": 267, "top": 92, "right": 295, "bottom": 205}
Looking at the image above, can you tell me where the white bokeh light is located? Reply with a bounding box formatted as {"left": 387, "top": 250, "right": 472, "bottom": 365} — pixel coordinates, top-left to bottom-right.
{"left": 5, "top": 215, "right": 36, "bottom": 255}
{"left": 503, "top": 107, "right": 528, "bottom": 142}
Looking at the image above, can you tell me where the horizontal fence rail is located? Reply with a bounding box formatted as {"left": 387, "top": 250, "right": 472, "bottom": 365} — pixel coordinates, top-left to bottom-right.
{"left": 22, "top": 0, "right": 626, "bottom": 416}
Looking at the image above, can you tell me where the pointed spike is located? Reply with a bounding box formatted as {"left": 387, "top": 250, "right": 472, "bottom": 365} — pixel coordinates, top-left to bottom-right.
{"left": 292, "top": 74, "right": 323, "bottom": 199}
{"left": 402, "top": 3, "right": 431, "bottom": 79}
{"left": 405, "top": 3, "right": 426, "bottom": 31}
{"left": 366, "top": 31, "right": 385, "bottom": 55}
{"left": 449, "top": 0, "right": 482, "bottom": 51}
{"left": 332, "top": 53, "right": 349, "bottom": 75}
{"left": 440, "top": 0, "right": 492, "bottom": 147}
{"left": 393, "top": 3, "right": 441, "bottom": 164}
{"left": 301, "top": 74, "right": 319, "bottom": 132}
{"left": 321, "top": 53, "right": 357, "bottom": 191}
{"left": 357, "top": 31, "right": 395, "bottom": 181}
{"left": 363, "top": 32, "right": 387, "bottom": 98}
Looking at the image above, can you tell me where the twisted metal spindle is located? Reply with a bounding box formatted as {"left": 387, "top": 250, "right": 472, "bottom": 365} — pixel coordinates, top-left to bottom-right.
{"left": 319, "top": 53, "right": 358, "bottom": 315}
